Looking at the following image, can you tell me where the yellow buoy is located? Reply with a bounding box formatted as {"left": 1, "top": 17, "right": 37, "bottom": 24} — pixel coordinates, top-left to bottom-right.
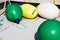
{"left": 21, "top": 4, "right": 38, "bottom": 19}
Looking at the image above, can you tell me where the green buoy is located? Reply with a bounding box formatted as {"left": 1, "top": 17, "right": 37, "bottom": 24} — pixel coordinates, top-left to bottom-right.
{"left": 38, "top": 19, "right": 60, "bottom": 40}
{"left": 5, "top": 4, "right": 22, "bottom": 24}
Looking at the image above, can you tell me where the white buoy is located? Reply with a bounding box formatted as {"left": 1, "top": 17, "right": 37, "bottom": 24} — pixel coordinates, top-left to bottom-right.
{"left": 37, "top": 2, "right": 59, "bottom": 19}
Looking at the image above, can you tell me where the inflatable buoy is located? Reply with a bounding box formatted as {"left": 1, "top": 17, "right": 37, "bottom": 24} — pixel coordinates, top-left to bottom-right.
{"left": 5, "top": 4, "right": 22, "bottom": 24}
{"left": 37, "top": 2, "right": 59, "bottom": 19}
{"left": 38, "top": 19, "right": 60, "bottom": 40}
{"left": 21, "top": 4, "right": 38, "bottom": 19}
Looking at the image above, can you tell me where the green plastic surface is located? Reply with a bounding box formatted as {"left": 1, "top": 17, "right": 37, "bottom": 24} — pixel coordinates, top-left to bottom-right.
{"left": 5, "top": 4, "right": 22, "bottom": 22}
{"left": 38, "top": 19, "right": 60, "bottom": 40}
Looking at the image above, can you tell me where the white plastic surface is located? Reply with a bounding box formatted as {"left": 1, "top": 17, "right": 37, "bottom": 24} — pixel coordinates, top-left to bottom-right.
{"left": 0, "top": 14, "right": 46, "bottom": 40}
{"left": 0, "top": 12, "right": 60, "bottom": 40}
